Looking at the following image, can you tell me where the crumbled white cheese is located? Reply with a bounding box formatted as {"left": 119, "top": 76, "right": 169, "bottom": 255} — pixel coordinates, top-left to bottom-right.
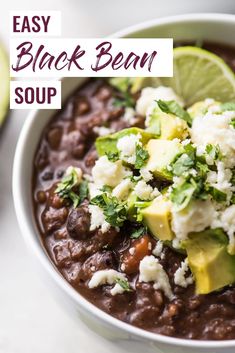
{"left": 206, "top": 161, "right": 234, "bottom": 202}
{"left": 152, "top": 241, "right": 163, "bottom": 257}
{"left": 134, "top": 180, "right": 160, "bottom": 201}
{"left": 93, "top": 126, "right": 114, "bottom": 136}
{"left": 191, "top": 110, "right": 235, "bottom": 168}
{"left": 129, "top": 247, "right": 135, "bottom": 255}
{"left": 140, "top": 167, "right": 153, "bottom": 182}
{"left": 136, "top": 86, "right": 184, "bottom": 116}
{"left": 112, "top": 178, "right": 133, "bottom": 200}
{"left": 88, "top": 183, "right": 102, "bottom": 199}
{"left": 110, "top": 283, "right": 125, "bottom": 296}
{"left": 88, "top": 205, "right": 110, "bottom": 233}
{"left": 92, "top": 155, "right": 131, "bottom": 187}
{"left": 181, "top": 139, "right": 191, "bottom": 146}
{"left": 123, "top": 107, "right": 136, "bottom": 125}
{"left": 88, "top": 269, "right": 127, "bottom": 296}
{"left": 171, "top": 200, "right": 215, "bottom": 240}
{"left": 174, "top": 258, "right": 194, "bottom": 288}
{"left": 83, "top": 173, "right": 93, "bottom": 182}
{"left": 120, "top": 263, "right": 126, "bottom": 271}
{"left": 117, "top": 133, "right": 141, "bottom": 164}
{"left": 139, "top": 255, "right": 174, "bottom": 300}
{"left": 65, "top": 166, "right": 82, "bottom": 184}
{"left": 211, "top": 205, "right": 235, "bottom": 252}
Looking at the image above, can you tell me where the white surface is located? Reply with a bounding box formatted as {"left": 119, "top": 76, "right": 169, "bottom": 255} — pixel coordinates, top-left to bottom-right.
{"left": 1, "top": 1, "right": 235, "bottom": 353}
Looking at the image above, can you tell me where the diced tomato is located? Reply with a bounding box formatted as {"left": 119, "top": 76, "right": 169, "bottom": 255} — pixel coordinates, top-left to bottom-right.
{"left": 121, "top": 234, "right": 152, "bottom": 274}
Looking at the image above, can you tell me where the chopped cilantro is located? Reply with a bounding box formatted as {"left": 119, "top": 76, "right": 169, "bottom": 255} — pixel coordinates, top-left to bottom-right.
{"left": 135, "top": 145, "right": 149, "bottom": 169}
{"left": 113, "top": 92, "right": 135, "bottom": 108}
{"left": 220, "top": 102, "right": 235, "bottom": 111}
{"left": 130, "top": 226, "right": 147, "bottom": 239}
{"left": 90, "top": 193, "right": 127, "bottom": 227}
{"left": 169, "top": 180, "right": 196, "bottom": 211}
{"left": 171, "top": 144, "right": 196, "bottom": 176}
{"left": 55, "top": 168, "right": 83, "bottom": 208}
{"left": 229, "top": 118, "right": 235, "bottom": 129}
{"left": 196, "top": 160, "right": 209, "bottom": 177}
{"left": 79, "top": 180, "right": 89, "bottom": 203}
{"left": 157, "top": 100, "right": 192, "bottom": 126}
{"left": 205, "top": 185, "right": 227, "bottom": 203}
{"left": 115, "top": 278, "right": 132, "bottom": 292}
{"left": 171, "top": 153, "right": 194, "bottom": 176}
{"left": 101, "top": 185, "right": 113, "bottom": 193}
{"left": 205, "top": 144, "right": 222, "bottom": 160}
{"left": 105, "top": 151, "right": 120, "bottom": 162}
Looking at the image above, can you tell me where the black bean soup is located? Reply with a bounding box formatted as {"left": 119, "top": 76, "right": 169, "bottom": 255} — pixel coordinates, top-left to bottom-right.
{"left": 33, "top": 42, "right": 235, "bottom": 340}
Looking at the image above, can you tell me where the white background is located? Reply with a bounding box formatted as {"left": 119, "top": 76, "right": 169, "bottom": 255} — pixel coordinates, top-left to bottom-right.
{"left": 1, "top": 1, "right": 235, "bottom": 353}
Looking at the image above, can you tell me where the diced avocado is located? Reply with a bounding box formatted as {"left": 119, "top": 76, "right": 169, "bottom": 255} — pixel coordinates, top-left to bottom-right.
{"left": 184, "top": 229, "right": 235, "bottom": 295}
{"left": 146, "top": 139, "right": 184, "bottom": 180}
{"left": 141, "top": 197, "right": 174, "bottom": 241}
{"left": 187, "top": 100, "right": 220, "bottom": 119}
{"left": 146, "top": 103, "right": 188, "bottom": 140}
{"left": 96, "top": 127, "right": 155, "bottom": 157}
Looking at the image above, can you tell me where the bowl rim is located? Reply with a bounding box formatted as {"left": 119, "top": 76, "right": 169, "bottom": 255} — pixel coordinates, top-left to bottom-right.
{"left": 13, "top": 12, "right": 235, "bottom": 349}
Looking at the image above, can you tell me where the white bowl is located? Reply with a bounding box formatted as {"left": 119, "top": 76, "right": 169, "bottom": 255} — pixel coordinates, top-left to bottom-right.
{"left": 13, "top": 13, "right": 235, "bottom": 353}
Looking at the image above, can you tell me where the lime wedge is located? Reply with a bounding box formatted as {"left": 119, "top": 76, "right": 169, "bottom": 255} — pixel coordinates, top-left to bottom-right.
{"left": 160, "top": 46, "right": 235, "bottom": 106}
{"left": 0, "top": 43, "right": 9, "bottom": 127}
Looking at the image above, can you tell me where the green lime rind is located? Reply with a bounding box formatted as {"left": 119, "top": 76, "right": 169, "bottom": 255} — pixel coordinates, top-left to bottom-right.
{"left": 0, "top": 43, "right": 9, "bottom": 127}
{"left": 160, "top": 46, "right": 235, "bottom": 107}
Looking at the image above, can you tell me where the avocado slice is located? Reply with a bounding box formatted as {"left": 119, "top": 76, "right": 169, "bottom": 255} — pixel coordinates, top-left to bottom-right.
{"left": 95, "top": 127, "right": 155, "bottom": 157}
{"left": 146, "top": 103, "right": 188, "bottom": 139}
{"left": 0, "top": 43, "right": 9, "bottom": 127}
{"left": 145, "top": 139, "right": 184, "bottom": 180}
{"left": 184, "top": 229, "right": 235, "bottom": 295}
{"left": 141, "top": 197, "right": 174, "bottom": 241}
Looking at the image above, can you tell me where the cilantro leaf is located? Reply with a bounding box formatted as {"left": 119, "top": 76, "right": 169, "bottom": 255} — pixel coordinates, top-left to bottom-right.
{"left": 171, "top": 153, "right": 194, "bottom": 176}
{"left": 169, "top": 180, "right": 196, "bottom": 211}
{"left": 55, "top": 168, "right": 81, "bottom": 207}
{"left": 205, "top": 144, "right": 222, "bottom": 161}
{"left": 79, "top": 180, "right": 88, "bottom": 203}
{"left": 171, "top": 144, "right": 196, "bottom": 176}
{"left": 105, "top": 151, "right": 120, "bottom": 162}
{"left": 157, "top": 100, "right": 192, "bottom": 126}
{"left": 115, "top": 278, "right": 132, "bottom": 292}
{"left": 135, "top": 145, "right": 149, "bottom": 169}
{"left": 230, "top": 118, "right": 235, "bottom": 129}
{"left": 90, "top": 193, "right": 127, "bottom": 227}
{"left": 101, "top": 185, "right": 113, "bottom": 193}
{"left": 130, "top": 226, "right": 147, "bottom": 239}
{"left": 205, "top": 185, "right": 227, "bottom": 203}
{"left": 196, "top": 161, "right": 209, "bottom": 177}
{"left": 113, "top": 92, "right": 135, "bottom": 108}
